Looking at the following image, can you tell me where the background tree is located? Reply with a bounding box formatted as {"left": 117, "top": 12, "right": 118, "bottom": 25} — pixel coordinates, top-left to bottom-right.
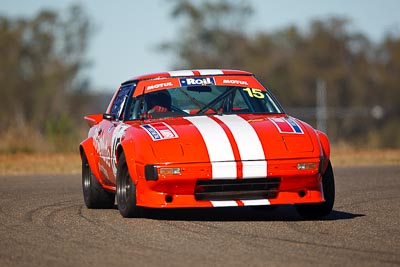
{"left": 161, "top": 0, "right": 253, "bottom": 69}
{"left": 162, "top": 0, "right": 400, "bottom": 148}
{"left": 0, "top": 5, "right": 93, "bottom": 152}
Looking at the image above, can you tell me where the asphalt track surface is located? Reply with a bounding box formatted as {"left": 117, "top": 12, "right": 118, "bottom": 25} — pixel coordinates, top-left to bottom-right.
{"left": 0, "top": 166, "right": 399, "bottom": 267}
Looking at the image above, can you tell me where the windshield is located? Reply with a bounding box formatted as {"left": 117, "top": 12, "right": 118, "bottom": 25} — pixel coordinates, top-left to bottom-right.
{"left": 126, "top": 84, "right": 283, "bottom": 120}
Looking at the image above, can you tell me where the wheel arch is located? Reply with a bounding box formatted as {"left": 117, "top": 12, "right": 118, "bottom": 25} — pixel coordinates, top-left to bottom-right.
{"left": 117, "top": 140, "right": 139, "bottom": 185}
{"left": 316, "top": 130, "right": 331, "bottom": 173}
{"left": 79, "top": 138, "right": 102, "bottom": 183}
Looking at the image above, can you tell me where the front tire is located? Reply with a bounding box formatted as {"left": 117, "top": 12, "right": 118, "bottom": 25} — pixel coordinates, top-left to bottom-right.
{"left": 82, "top": 153, "right": 115, "bottom": 209}
{"left": 116, "top": 153, "right": 145, "bottom": 218}
{"left": 295, "top": 161, "right": 335, "bottom": 219}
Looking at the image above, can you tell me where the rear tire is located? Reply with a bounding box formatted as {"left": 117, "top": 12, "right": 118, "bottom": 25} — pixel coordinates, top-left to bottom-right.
{"left": 295, "top": 161, "right": 335, "bottom": 219}
{"left": 82, "top": 153, "right": 115, "bottom": 209}
{"left": 116, "top": 153, "right": 145, "bottom": 218}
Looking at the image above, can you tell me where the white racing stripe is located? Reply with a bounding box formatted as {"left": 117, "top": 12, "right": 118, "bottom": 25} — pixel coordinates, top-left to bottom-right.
{"left": 216, "top": 115, "right": 267, "bottom": 178}
{"left": 241, "top": 199, "right": 270, "bottom": 206}
{"left": 185, "top": 116, "right": 236, "bottom": 179}
{"left": 198, "top": 69, "right": 224, "bottom": 75}
{"left": 168, "top": 70, "right": 194, "bottom": 76}
{"left": 210, "top": 201, "right": 238, "bottom": 207}
{"left": 210, "top": 199, "right": 270, "bottom": 207}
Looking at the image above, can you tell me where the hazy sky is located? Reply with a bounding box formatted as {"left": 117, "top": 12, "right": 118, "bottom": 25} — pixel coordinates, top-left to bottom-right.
{"left": 1, "top": 0, "right": 400, "bottom": 91}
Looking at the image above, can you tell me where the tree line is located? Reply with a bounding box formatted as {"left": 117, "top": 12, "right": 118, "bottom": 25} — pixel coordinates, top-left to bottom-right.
{"left": 0, "top": 1, "right": 399, "bottom": 152}
{"left": 0, "top": 5, "right": 93, "bottom": 152}
{"left": 162, "top": 0, "right": 400, "bottom": 148}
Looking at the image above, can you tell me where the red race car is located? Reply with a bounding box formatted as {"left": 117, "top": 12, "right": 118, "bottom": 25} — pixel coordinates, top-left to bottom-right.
{"left": 80, "top": 69, "right": 334, "bottom": 218}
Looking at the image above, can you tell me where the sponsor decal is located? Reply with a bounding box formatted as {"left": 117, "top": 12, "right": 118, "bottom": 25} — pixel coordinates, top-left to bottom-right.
{"left": 222, "top": 79, "right": 249, "bottom": 86}
{"left": 179, "top": 77, "right": 215, "bottom": 86}
{"left": 111, "top": 124, "right": 130, "bottom": 176}
{"left": 269, "top": 117, "right": 304, "bottom": 134}
{"left": 93, "top": 123, "right": 129, "bottom": 177}
{"left": 93, "top": 126, "right": 110, "bottom": 165}
{"left": 141, "top": 122, "right": 178, "bottom": 141}
{"left": 146, "top": 82, "right": 173, "bottom": 91}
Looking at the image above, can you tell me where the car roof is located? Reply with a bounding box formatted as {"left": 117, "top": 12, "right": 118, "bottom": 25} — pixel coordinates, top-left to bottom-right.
{"left": 122, "top": 69, "right": 253, "bottom": 84}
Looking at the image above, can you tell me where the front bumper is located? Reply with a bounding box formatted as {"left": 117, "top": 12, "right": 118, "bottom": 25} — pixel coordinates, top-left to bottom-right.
{"left": 134, "top": 158, "right": 325, "bottom": 208}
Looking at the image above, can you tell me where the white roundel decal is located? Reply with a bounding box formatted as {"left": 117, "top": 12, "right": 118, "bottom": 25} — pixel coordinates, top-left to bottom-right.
{"left": 111, "top": 124, "right": 130, "bottom": 176}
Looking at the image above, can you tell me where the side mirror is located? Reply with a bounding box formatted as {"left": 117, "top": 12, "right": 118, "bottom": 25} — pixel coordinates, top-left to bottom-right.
{"left": 103, "top": 113, "right": 117, "bottom": 121}
{"left": 84, "top": 114, "right": 103, "bottom": 127}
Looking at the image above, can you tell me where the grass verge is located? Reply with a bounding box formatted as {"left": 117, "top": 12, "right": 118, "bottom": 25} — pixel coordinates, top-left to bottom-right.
{"left": 330, "top": 147, "right": 400, "bottom": 167}
{"left": 0, "top": 153, "right": 81, "bottom": 176}
{"left": 0, "top": 148, "right": 399, "bottom": 176}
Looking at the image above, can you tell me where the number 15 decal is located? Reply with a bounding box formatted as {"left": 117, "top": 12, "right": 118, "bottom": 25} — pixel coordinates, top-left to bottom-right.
{"left": 243, "top": 88, "right": 265, "bottom": 99}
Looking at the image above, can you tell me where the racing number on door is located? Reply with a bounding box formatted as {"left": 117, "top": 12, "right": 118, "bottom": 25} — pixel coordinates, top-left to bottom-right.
{"left": 243, "top": 88, "right": 265, "bottom": 99}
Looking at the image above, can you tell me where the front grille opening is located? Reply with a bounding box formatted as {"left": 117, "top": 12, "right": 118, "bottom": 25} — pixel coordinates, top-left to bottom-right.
{"left": 195, "top": 178, "right": 280, "bottom": 201}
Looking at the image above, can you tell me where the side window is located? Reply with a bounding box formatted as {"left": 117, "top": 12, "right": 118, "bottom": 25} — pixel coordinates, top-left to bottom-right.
{"left": 110, "top": 85, "right": 133, "bottom": 119}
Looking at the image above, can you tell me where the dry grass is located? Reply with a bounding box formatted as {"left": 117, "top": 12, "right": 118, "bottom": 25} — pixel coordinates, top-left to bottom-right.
{"left": 330, "top": 147, "right": 400, "bottom": 167}
{"left": 0, "top": 148, "right": 399, "bottom": 176}
{"left": 0, "top": 153, "right": 81, "bottom": 176}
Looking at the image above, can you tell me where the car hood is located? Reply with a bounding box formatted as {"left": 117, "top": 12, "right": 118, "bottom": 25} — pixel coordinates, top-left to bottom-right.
{"left": 136, "top": 114, "right": 318, "bottom": 163}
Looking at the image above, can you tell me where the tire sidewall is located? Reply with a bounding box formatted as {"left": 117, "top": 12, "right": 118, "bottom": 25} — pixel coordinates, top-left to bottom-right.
{"left": 82, "top": 154, "right": 93, "bottom": 207}
{"left": 116, "top": 153, "right": 141, "bottom": 217}
{"left": 81, "top": 153, "right": 115, "bottom": 209}
{"left": 295, "top": 161, "right": 335, "bottom": 219}
{"left": 322, "top": 161, "right": 335, "bottom": 211}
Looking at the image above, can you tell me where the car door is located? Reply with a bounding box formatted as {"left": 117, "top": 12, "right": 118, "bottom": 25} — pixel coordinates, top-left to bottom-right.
{"left": 97, "top": 84, "right": 133, "bottom": 185}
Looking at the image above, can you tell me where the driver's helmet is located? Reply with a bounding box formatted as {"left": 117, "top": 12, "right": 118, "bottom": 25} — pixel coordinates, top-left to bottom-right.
{"left": 145, "top": 90, "right": 171, "bottom": 111}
